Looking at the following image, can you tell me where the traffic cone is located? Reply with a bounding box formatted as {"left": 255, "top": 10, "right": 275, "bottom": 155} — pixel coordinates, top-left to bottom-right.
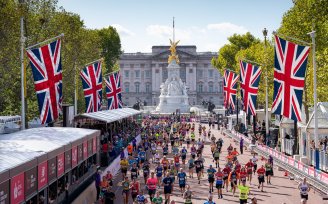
{"left": 284, "top": 170, "right": 288, "bottom": 177}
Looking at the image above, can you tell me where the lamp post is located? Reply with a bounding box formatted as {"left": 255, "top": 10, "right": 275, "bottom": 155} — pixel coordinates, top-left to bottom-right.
{"left": 19, "top": 0, "right": 26, "bottom": 129}
{"left": 262, "top": 28, "right": 269, "bottom": 141}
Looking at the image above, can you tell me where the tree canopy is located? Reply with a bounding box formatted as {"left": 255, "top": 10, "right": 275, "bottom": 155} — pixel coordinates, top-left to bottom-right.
{"left": 0, "top": 0, "right": 122, "bottom": 118}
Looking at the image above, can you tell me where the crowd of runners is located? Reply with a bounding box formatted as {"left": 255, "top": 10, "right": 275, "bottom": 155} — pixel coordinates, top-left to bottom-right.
{"left": 96, "top": 117, "right": 312, "bottom": 204}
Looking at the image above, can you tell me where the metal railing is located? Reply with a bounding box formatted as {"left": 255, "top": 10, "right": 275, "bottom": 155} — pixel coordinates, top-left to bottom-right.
{"left": 224, "top": 130, "right": 328, "bottom": 194}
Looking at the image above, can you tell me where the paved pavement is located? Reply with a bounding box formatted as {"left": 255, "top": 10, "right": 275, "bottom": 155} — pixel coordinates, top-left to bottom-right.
{"left": 73, "top": 123, "right": 325, "bottom": 204}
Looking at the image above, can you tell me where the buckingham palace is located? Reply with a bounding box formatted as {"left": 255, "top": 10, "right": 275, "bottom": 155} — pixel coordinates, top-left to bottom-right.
{"left": 119, "top": 45, "right": 224, "bottom": 107}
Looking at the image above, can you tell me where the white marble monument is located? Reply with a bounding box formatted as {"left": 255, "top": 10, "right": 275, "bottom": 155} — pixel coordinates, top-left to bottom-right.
{"left": 155, "top": 39, "right": 190, "bottom": 113}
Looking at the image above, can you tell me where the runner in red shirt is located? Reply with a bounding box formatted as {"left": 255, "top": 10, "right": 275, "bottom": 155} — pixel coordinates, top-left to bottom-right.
{"left": 222, "top": 164, "right": 231, "bottom": 192}
{"left": 257, "top": 165, "right": 266, "bottom": 192}
{"left": 238, "top": 167, "right": 247, "bottom": 185}
{"left": 245, "top": 159, "right": 254, "bottom": 184}
{"left": 131, "top": 179, "right": 140, "bottom": 202}
{"left": 215, "top": 168, "right": 224, "bottom": 199}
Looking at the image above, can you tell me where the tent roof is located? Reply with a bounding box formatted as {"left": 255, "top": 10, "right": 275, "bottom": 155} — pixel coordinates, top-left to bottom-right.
{"left": 307, "top": 102, "right": 328, "bottom": 130}
{"left": 0, "top": 127, "right": 98, "bottom": 173}
{"left": 0, "top": 115, "right": 21, "bottom": 123}
{"left": 80, "top": 108, "right": 141, "bottom": 123}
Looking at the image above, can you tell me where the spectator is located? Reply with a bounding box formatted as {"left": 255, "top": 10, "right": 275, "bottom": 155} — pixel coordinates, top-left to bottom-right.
{"left": 95, "top": 170, "right": 101, "bottom": 201}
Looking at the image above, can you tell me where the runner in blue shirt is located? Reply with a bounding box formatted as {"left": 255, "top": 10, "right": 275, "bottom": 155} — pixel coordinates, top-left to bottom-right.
{"left": 138, "top": 150, "right": 146, "bottom": 165}
{"left": 155, "top": 163, "right": 163, "bottom": 187}
{"left": 177, "top": 168, "right": 187, "bottom": 194}
{"left": 207, "top": 165, "right": 217, "bottom": 193}
{"left": 136, "top": 190, "right": 148, "bottom": 204}
{"left": 162, "top": 173, "right": 173, "bottom": 204}
{"left": 181, "top": 147, "right": 188, "bottom": 167}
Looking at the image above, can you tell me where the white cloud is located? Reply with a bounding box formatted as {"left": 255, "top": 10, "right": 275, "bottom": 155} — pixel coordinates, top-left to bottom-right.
{"left": 207, "top": 22, "right": 248, "bottom": 35}
{"left": 111, "top": 24, "right": 135, "bottom": 37}
{"left": 146, "top": 25, "right": 191, "bottom": 41}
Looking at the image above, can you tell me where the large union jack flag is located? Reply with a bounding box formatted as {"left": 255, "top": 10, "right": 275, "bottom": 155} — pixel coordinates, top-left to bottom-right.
{"left": 27, "top": 38, "right": 62, "bottom": 124}
{"left": 239, "top": 61, "right": 262, "bottom": 116}
{"left": 271, "top": 35, "right": 310, "bottom": 121}
{"left": 223, "top": 69, "right": 239, "bottom": 110}
{"left": 105, "top": 71, "right": 123, "bottom": 110}
{"left": 80, "top": 61, "right": 103, "bottom": 113}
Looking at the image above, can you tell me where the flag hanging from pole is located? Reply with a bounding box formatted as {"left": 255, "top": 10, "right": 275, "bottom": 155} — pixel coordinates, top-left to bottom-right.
{"left": 105, "top": 71, "right": 123, "bottom": 110}
{"left": 223, "top": 69, "right": 239, "bottom": 110}
{"left": 271, "top": 35, "right": 310, "bottom": 121}
{"left": 26, "top": 38, "right": 63, "bottom": 124}
{"left": 239, "top": 61, "right": 262, "bottom": 116}
{"left": 80, "top": 60, "right": 103, "bottom": 113}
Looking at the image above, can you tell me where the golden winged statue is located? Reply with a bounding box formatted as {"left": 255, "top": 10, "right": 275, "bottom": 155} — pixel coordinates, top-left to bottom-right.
{"left": 168, "top": 39, "right": 180, "bottom": 64}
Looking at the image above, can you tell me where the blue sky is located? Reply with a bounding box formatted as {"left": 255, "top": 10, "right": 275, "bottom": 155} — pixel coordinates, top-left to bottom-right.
{"left": 57, "top": 0, "right": 293, "bottom": 52}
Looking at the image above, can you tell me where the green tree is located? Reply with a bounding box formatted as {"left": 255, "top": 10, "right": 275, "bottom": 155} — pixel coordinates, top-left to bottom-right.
{"left": 212, "top": 32, "right": 260, "bottom": 73}
{"left": 98, "top": 26, "right": 123, "bottom": 74}
{"left": 278, "top": 0, "right": 328, "bottom": 122}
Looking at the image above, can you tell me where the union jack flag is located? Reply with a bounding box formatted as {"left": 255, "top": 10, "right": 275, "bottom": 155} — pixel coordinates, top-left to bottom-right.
{"left": 239, "top": 61, "right": 262, "bottom": 116}
{"left": 223, "top": 69, "right": 239, "bottom": 110}
{"left": 105, "top": 71, "right": 123, "bottom": 110}
{"left": 80, "top": 61, "right": 103, "bottom": 113}
{"left": 272, "top": 35, "right": 310, "bottom": 121}
{"left": 27, "top": 38, "right": 62, "bottom": 124}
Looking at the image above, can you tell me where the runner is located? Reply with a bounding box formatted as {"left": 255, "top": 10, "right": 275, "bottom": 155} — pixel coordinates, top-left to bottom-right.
{"left": 238, "top": 167, "right": 247, "bottom": 185}
{"left": 120, "top": 157, "right": 129, "bottom": 180}
{"left": 151, "top": 142, "right": 157, "bottom": 163}
{"left": 227, "top": 143, "right": 233, "bottom": 155}
{"left": 216, "top": 138, "right": 223, "bottom": 153}
{"left": 181, "top": 146, "right": 188, "bottom": 167}
{"left": 215, "top": 167, "right": 224, "bottom": 199}
{"left": 252, "top": 154, "right": 258, "bottom": 175}
{"left": 188, "top": 156, "right": 195, "bottom": 178}
{"left": 177, "top": 168, "right": 187, "bottom": 195}
{"left": 121, "top": 176, "right": 131, "bottom": 204}
{"left": 162, "top": 156, "right": 169, "bottom": 175}
{"left": 155, "top": 163, "right": 164, "bottom": 188}
{"left": 186, "top": 135, "right": 191, "bottom": 149}
{"left": 213, "top": 148, "right": 220, "bottom": 168}
{"left": 162, "top": 172, "right": 173, "bottom": 204}
{"left": 138, "top": 148, "right": 147, "bottom": 165}
{"left": 228, "top": 168, "right": 238, "bottom": 197}
{"left": 245, "top": 159, "right": 254, "bottom": 184}
{"left": 152, "top": 191, "right": 163, "bottom": 204}
{"left": 265, "top": 160, "right": 273, "bottom": 184}
{"left": 207, "top": 164, "right": 216, "bottom": 193}
{"left": 174, "top": 153, "right": 180, "bottom": 171}
{"left": 154, "top": 151, "right": 161, "bottom": 164}
{"left": 163, "top": 144, "right": 169, "bottom": 156}
{"left": 204, "top": 194, "right": 216, "bottom": 204}
{"left": 136, "top": 189, "right": 148, "bottom": 204}
{"left": 131, "top": 163, "right": 139, "bottom": 180}
{"left": 142, "top": 160, "right": 150, "bottom": 184}
{"left": 257, "top": 165, "right": 265, "bottom": 192}
{"left": 194, "top": 156, "right": 203, "bottom": 184}
{"left": 298, "top": 178, "right": 311, "bottom": 204}
{"left": 191, "top": 131, "right": 196, "bottom": 144}
{"left": 190, "top": 144, "right": 197, "bottom": 159}
{"left": 131, "top": 178, "right": 140, "bottom": 203}
{"left": 222, "top": 164, "right": 231, "bottom": 192}
{"left": 183, "top": 185, "right": 193, "bottom": 204}
{"left": 146, "top": 172, "right": 158, "bottom": 200}
{"left": 238, "top": 180, "right": 250, "bottom": 204}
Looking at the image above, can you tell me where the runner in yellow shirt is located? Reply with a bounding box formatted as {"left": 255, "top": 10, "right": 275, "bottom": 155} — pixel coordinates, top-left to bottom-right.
{"left": 238, "top": 180, "right": 250, "bottom": 204}
{"left": 120, "top": 158, "right": 129, "bottom": 179}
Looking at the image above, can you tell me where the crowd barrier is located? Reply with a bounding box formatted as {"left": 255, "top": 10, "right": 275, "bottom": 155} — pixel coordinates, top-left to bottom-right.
{"left": 225, "top": 130, "right": 328, "bottom": 194}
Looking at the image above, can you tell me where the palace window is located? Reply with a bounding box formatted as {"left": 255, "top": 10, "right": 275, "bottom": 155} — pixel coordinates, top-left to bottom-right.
{"left": 219, "top": 81, "right": 223, "bottom": 93}
{"left": 208, "top": 70, "right": 214, "bottom": 78}
{"left": 135, "top": 70, "right": 140, "bottom": 78}
{"left": 135, "top": 82, "right": 140, "bottom": 93}
{"left": 124, "top": 83, "right": 129, "bottom": 93}
{"left": 209, "top": 82, "right": 214, "bottom": 92}
{"left": 145, "top": 70, "right": 151, "bottom": 78}
{"left": 124, "top": 70, "right": 129, "bottom": 78}
{"left": 146, "top": 83, "right": 151, "bottom": 93}
{"left": 197, "top": 83, "right": 203, "bottom": 93}
{"left": 197, "top": 70, "right": 203, "bottom": 78}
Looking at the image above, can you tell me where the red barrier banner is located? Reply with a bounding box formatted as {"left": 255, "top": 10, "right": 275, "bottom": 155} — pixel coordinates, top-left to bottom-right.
{"left": 38, "top": 161, "right": 47, "bottom": 190}
{"left": 92, "top": 137, "right": 97, "bottom": 153}
{"left": 11, "top": 173, "right": 24, "bottom": 204}
{"left": 308, "top": 166, "right": 315, "bottom": 177}
{"left": 303, "top": 165, "right": 309, "bottom": 175}
{"left": 83, "top": 140, "right": 88, "bottom": 159}
{"left": 72, "top": 146, "right": 78, "bottom": 168}
{"left": 298, "top": 162, "right": 304, "bottom": 171}
{"left": 288, "top": 157, "right": 295, "bottom": 166}
{"left": 294, "top": 160, "right": 299, "bottom": 169}
{"left": 321, "top": 173, "right": 328, "bottom": 184}
{"left": 57, "top": 153, "right": 65, "bottom": 177}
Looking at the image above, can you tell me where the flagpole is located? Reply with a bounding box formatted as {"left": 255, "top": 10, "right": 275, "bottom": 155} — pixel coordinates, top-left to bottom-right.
{"left": 308, "top": 30, "right": 319, "bottom": 170}
{"left": 74, "top": 63, "right": 78, "bottom": 116}
{"left": 20, "top": 15, "right": 26, "bottom": 129}
{"left": 273, "top": 31, "right": 311, "bottom": 46}
{"left": 84, "top": 58, "right": 104, "bottom": 67}
{"left": 103, "top": 69, "right": 120, "bottom": 77}
{"left": 26, "top": 33, "right": 64, "bottom": 50}
{"left": 263, "top": 28, "right": 269, "bottom": 142}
